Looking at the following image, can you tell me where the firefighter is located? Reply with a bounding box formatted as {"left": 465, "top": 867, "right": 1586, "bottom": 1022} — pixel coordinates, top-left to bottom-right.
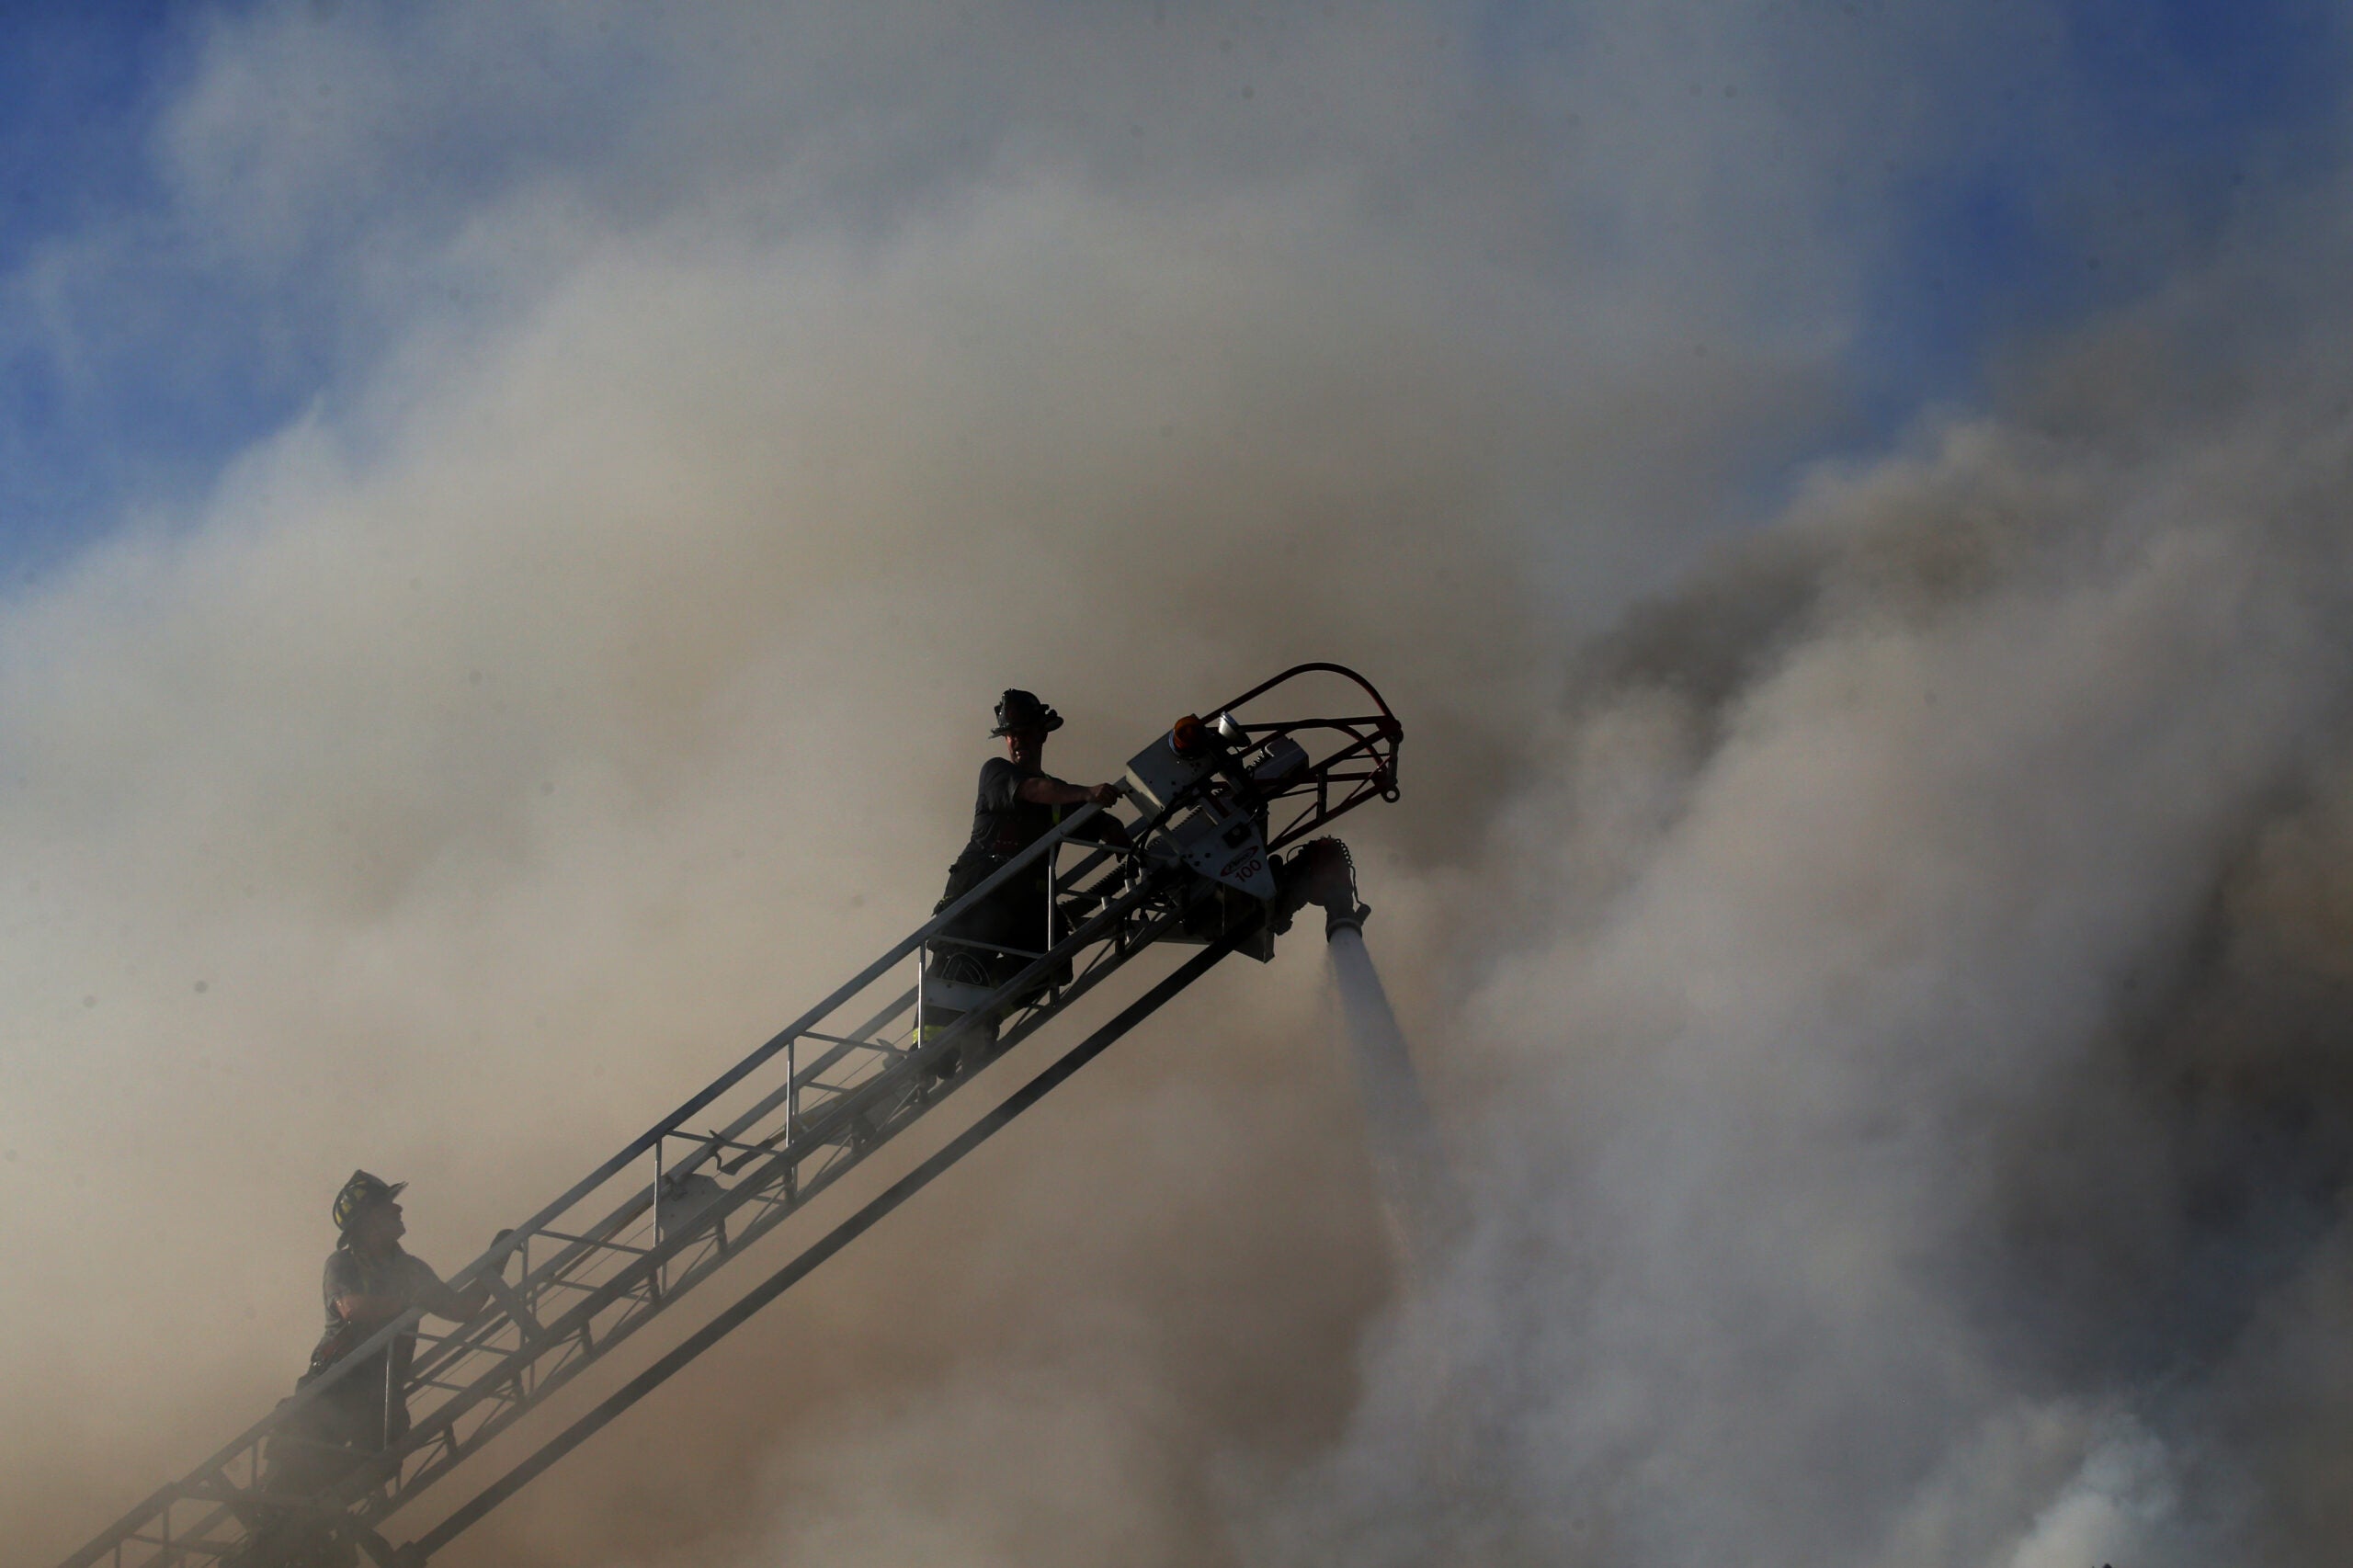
{"left": 263, "top": 1174, "right": 489, "bottom": 1493}
{"left": 307, "top": 1171, "right": 490, "bottom": 1449}
{"left": 926, "top": 689, "right": 1123, "bottom": 1063}
{"left": 239, "top": 1175, "right": 490, "bottom": 1563}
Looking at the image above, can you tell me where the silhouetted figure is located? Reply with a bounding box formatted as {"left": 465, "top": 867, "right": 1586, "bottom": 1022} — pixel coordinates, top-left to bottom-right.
{"left": 926, "top": 689, "right": 1123, "bottom": 1063}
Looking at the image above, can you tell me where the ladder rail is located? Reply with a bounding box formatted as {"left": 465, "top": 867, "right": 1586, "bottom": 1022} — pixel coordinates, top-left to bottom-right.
{"left": 56, "top": 820, "right": 1181, "bottom": 1568}
{"left": 55, "top": 661, "right": 1405, "bottom": 1568}
{"left": 55, "top": 810, "right": 1112, "bottom": 1568}
{"left": 408, "top": 826, "right": 1144, "bottom": 1392}
{"left": 357, "top": 881, "right": 1191, "bottom": 1529}
{"left": 473, "top": 806, "right": 1106, "bottom": 1304}
{"left": 404, "top": 932, "right": 1244, "bottom": 1564}
{"left": 379, "top": 895, "right": 1199, "bottom": 1531}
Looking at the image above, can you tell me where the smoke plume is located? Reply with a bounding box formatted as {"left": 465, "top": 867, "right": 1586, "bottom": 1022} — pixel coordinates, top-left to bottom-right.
{"left": 12, "top": 4, "right": 2353, "bottom": 1567}
{"left": 1257, "top": 237, "right": 2353, "bottom": 1562}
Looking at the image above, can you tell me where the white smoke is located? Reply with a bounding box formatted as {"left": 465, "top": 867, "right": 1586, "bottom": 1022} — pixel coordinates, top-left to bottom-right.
{"left": 1257, "top": 291, "right": 2353, "bottom": 1563}
{"left": 13, "top": 5, "right": 2353, "bottom": 1567}
{"left": 2003, "top": 1426, "right": 2175, "bottom": 1568}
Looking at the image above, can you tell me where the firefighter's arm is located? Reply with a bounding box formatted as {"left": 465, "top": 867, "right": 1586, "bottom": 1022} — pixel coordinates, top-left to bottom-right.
{"left": 332, "top": 1283, "right": 486, "bottom": 1328}
{"left": 1015, "top": 777, "right": 1120, "bottom": 808}
{"left": 409, "top": 1259, "right": 493, "bottom": 1323}
{"left": 331, "top": 1292, "right": 408, "bottom": 1328}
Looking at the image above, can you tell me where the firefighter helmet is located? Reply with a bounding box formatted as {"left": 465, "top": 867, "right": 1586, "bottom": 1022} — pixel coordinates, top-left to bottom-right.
{"left": 332, "top": 1169, "right": 407, "bottom": 1233}
{"left": 991, "top": 689, "right": 1063, "bottom": 736}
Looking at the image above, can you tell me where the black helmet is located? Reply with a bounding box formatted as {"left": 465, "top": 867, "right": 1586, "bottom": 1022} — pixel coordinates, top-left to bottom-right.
{"left": 991, "top": 688, "right": 1063, "bottom": 736}
{"left": 332, "top": 1169, "right": 406, "bottom": 1233}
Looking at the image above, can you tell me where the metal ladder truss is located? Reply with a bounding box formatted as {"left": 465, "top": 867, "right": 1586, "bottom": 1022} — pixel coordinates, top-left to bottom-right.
{"left": 57, "top": 663, "right": 1403, "bottom": 1568}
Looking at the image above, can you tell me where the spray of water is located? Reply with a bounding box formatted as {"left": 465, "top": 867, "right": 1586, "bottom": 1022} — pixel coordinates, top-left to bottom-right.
{"left": 1327, "top": 926, "right": 1459, "bottom": 1281}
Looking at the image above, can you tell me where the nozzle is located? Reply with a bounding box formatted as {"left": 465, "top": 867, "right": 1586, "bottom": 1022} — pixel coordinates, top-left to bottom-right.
{"left": 1280, "top": 837, "right": 1370, "bottom": 939}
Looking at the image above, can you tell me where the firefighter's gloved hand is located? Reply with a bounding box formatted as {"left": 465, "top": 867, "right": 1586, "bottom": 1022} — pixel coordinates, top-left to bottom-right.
{"left": 488, "top": 1228, "right": 517, "bottom": 1270}
{"left": 1087, "top": 782, "right": 1121, "bottom": 807}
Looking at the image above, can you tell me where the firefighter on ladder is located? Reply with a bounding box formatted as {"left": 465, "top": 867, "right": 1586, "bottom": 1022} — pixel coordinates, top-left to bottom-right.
{"left": 248, "top": 1172, "right": 491, "bottom": 1555}
{"left": 925, "top": 689, "right": 1124, "bottom": 1066}
{"left": 307, "top": 1172, "right": 491, "bottom": 1449}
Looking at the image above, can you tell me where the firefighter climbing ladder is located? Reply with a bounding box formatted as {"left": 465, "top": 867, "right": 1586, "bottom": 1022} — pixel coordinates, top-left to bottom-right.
{"left": 56, "top": 665, "right": 1402, "bottom": 1568}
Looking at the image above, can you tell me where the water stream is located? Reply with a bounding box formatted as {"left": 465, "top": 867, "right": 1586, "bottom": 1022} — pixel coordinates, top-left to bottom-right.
{"left": 1327, "top": 925, "right": 1458, "bottom": 1280}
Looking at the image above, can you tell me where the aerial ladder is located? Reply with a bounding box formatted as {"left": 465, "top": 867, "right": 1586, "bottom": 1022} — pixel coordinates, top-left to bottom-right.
{"left": 55, "top": 664, "right": 1404, "bottom": 1568}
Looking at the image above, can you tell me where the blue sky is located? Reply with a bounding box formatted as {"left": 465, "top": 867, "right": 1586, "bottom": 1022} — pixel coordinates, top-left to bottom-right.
{"left": 1845, "top": 0, "right": 2343, "bottom": 421}
{"left": 0, "top": 0, "right": 2345, "bottom": 584}
{"left": 0, "top": 2, "right": 216, "bottom": 576}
